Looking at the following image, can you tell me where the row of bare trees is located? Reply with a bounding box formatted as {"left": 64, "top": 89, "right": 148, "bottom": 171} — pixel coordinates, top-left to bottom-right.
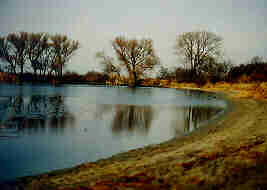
{"left": 1, "top": 30, "right": 264, "bottom": 86}
{"left": 0, "top": 32, "right": 79, "bottom": 84}
{"left": 96, "top": 31, "right": 230, "bottom": 86}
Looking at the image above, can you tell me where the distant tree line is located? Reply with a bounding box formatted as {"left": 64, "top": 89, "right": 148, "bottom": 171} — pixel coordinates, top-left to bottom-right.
{"left": 163, "top": 31, "right": 266, "bottom": 84}
{"left": 0, "top": 30, "right": 266, "bottom": 86}
{"left": 95, "top": 31, "right": 230, "bottom": 86}
{"left": 60, "top": 70, "right": 109, "bottom": 85}
{"left": 227, "top": 57, "right": 267, "bottom": 82}
{"left": 173, "top": 57, "right": 267, "bottom": 84}
{"left": 0, "top": 32, "right": 79, "bottom": 84}
{"left": 94, "top": 31, "right": 266, "bottom": 86}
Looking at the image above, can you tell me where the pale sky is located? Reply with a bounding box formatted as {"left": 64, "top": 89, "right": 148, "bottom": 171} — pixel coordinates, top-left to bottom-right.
{"left": 0, "top": 0, "right": 266, "bottom": 74}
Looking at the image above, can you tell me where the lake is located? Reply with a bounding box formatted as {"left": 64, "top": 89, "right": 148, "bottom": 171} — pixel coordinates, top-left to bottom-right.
{"left": 0, "top": 84, "right": 227, "bottom": 182}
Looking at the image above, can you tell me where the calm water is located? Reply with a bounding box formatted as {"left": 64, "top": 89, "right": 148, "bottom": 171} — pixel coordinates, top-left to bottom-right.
{"left": 0, "top": 84, "right": 227, "bottom": 182}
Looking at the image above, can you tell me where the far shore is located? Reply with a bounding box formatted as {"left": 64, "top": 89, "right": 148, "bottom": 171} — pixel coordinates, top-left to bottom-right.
{"left": 1, "top": 84, "right": 267, "bottom": 190}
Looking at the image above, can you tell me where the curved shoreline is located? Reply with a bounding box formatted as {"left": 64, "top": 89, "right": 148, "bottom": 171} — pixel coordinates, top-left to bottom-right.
{"left": 3, "top": 91, "right": 267, "bottom": 190}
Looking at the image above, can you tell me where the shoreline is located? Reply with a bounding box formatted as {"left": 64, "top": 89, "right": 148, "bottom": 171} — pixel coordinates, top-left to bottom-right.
{"left": 2, "top": 88, "right": 267, "bottom": 190}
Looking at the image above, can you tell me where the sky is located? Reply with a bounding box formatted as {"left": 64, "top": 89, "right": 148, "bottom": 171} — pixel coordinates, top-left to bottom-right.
{"left": 0, "top": 0, "right": 266, "bottom": 74}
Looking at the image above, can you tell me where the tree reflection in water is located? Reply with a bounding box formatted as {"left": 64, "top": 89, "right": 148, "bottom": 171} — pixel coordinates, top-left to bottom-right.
{"left": 95, "top": 103, "right": 223, "bottom": 137}
{"left": 0, "top": 93, "right": 223, "bottom": 137}
{"left": 181, "top": 105, "right": 223, "bottom": 134}
{"left": 111, "top": 105, "right": 153, "bottom": 135}
{"left": 0, "top": 95, "right": 75, "bottom": 134}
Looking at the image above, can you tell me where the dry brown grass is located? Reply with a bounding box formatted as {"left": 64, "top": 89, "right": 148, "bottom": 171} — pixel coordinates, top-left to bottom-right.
{"left": 0, "top": 72, "right": 17, "bottom": 82}
{"left": 157, "top": 80, "right": 267, "bottom": 100}
{"left": 213, "top": 82, "right": 267, "bottom": 99}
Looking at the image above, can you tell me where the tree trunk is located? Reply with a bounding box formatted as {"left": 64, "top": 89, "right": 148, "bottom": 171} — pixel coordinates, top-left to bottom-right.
{"left": 133, "top": 71, "right": 138, "bottom": 87}
{"left": 19, "top": 64, "right": 23, "bottom": 85}
{"left": 12, "top": 65, "right": 16, "bottom": 75}
{"left": 34, "top": 69, "right": 37, "bottom": 81}
{"left": 61, "top": 64, "right": 63, "bottom": 77}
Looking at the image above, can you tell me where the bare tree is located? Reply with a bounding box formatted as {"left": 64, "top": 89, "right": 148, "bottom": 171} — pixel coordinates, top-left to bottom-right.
{"left": 112, "top": 36, "right": 159, "bottom": 87}
{"left": 158, "top": 65, "right": 169, "bottom": 79}
{"left": 38, "top": 45, "right": 53, "bottom": 77}
{"left": 0, "top": 37, "right": 17, "bottom": 74}
{"left": 199, "top": 56, "right": 232, "bottom": 81}
{"left": 250, "top": 56, "right": 264, "bottom": 64}
{"left": 0, "top": 32, "right": 80, "bottom": 83}
{"left": 50, "top": 34, "right": 80, "bottom": 77}
{"left": 27, "top": 33, "right": 49, "bottom": 79}
{"left": 175, "top": 31, "right": 223, "bottom": 80}
{"left": 96, "top": 51, "right": 120, "bottom": 76}
{"left": 7, "top": 32, "right": 30, "bottom": 84}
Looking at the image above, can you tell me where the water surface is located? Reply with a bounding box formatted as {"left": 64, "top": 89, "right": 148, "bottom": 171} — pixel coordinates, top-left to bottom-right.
{"left": 0, "top": 84, "right": 227, "bottom": 182}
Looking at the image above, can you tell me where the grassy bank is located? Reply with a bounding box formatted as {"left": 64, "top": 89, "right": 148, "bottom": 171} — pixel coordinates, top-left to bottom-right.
{"left": 2, "top": 83, "right": 267, "bottom": 190}
{"left": 154, "top": 80, "right": 267, "bottom": 100}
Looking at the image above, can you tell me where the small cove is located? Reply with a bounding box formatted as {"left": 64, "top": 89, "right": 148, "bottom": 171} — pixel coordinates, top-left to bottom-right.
{"left": 0, "top": 84, "right": 227, "bottom": 182}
